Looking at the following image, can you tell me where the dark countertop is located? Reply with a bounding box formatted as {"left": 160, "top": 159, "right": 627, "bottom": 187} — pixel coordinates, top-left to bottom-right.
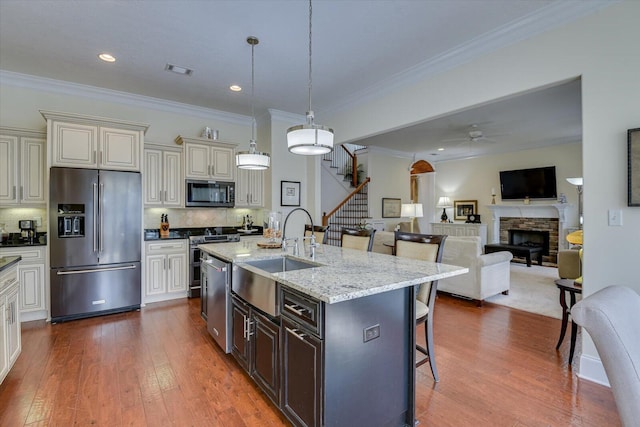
{"left": 0, "top": 255, "right": 22, "bottom": 273}
{"left": 144, "top": 226, "right": 263, "bottom": 241}
{"left": 0, "top": 241, "right": 47, "bottom": 248}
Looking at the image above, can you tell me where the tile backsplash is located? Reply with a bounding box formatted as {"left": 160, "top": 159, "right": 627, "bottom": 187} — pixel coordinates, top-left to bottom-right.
{"left": 144, "top": 208, "right": 264, "bottom": 229}
{"left": 0, "top": 208, "right": 48, "bottom": 232}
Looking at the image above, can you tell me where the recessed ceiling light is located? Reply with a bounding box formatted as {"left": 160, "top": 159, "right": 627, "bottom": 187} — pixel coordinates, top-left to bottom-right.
{"left": 165, "top": 63, "right": 193, "bottom": 76}
{"left": 229, "top": 85, "right": 242, "bottom": 92}
{"left": 98, "top": 53, "right": 116, "bottom": 63}
{"left": 438, "top": 147, "right": 445, "bottom": 151}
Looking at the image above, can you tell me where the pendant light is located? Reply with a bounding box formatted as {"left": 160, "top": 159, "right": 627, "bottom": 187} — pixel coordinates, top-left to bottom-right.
{"left": 286, "top": 0, "right": 334, "bottom": 155}
{"left": 236, "top": 36, "right": 271, "bottom": 170}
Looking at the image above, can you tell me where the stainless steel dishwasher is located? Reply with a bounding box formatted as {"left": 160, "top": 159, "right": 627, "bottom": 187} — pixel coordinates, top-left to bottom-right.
{"left": 201, "top": 252, "right": 232, "bottom": 353}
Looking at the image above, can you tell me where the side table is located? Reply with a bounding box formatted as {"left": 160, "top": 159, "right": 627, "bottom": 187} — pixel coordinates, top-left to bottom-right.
{"left": 554, "top": 279, "right": 582, "bottom": 364}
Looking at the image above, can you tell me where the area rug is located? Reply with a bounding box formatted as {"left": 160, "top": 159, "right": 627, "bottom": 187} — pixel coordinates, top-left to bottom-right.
{"left": 485, "top": 264, "right": 564, "bottom": 319}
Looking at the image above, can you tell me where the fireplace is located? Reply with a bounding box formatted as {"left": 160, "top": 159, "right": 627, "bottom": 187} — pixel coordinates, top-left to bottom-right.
{"left": 508, "top": 229, "right": 550, "bottom": 255}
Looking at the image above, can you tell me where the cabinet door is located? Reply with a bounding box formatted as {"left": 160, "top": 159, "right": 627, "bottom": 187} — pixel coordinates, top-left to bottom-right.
{"left": 163, "top": 151, "right": 182, "bottom": 206}
{"left": 99, "top": 127, "right": 140, "bottom": 171}
{"left": 251, "top": 311, "right": 280, "bottom": 405}
{"left": 0, "top": 135, "right": 18, "bottom": 204}
{"left": 231, "top": 296, "right": 250, "bottom": 371}
{"left": 145, "top": 254, "right": 167, "bottom": 296}
{"left": 51, "top": 121, "right": 98, "bottom": 167}
{"left": 167, "top": 252, "right": 187, "bottom": 293}
{"left": 184, "top": 143, "right": 211, "bottom": 179}
{"left": 211, "top": 146, "right": 234, "bottom": 181}
{"left": 6, "top": 287, "right": 20, "bottom": 367}
{"left": 248, "top": 170, "right": 263, "bottom": 207}
{"left": 144, "top": 149, "right": 162, "bottom": 205}
{"left": 281, "top": 318, "right": 323, "bottom": 427}
{"left": 18, "top": 263, "right": 45, "bottom": 313}
{"left": 0, "top": 296, "right": 8, "bottom": 382}
{"left": 20, "top": 137, "right": 46, "bottom": 204}
{"left": 235, "top": 168, "right": 249, "bottom": 207}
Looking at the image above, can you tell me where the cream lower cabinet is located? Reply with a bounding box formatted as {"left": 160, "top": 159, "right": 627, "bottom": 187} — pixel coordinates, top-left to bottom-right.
{"left": 176, "top": 136, "right": 236, "bottom": 181}
{"left": 0, "top": 247, "right": 46, "bottom": 322}
{"left": 235, "top": 168, "right": 263, "bottom": 207}
{"left": 144, "top": 145, "right": 182, "bottom": 207}
{"left": 0, "top": 128, "right": 46, "bottom": 206}
{"left": 144, "top": 240, "right": 188, "bottom": 303}
{"left": 41, "top": 111, "right": 148, "bottom": 171}
{"left": 1, "top": 263, "right": 21, "bottom": 385}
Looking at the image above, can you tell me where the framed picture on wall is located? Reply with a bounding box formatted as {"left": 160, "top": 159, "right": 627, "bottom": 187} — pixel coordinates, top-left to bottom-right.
{"left": 382, "top": 198, "right": 401, "bottom": 218}
{"left": 454, "top": 200, "right": 478, "bottom": 221}
{"left": 281, "top": 180, "right": 301, "bottom": 206}
{"left": 628, "top": 128, "right": 640, "bottom": 206}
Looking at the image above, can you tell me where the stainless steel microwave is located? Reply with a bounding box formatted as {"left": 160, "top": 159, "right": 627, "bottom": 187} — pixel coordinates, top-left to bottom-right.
{"left": 185, "top": 180, "right": 235, "bottom": 208}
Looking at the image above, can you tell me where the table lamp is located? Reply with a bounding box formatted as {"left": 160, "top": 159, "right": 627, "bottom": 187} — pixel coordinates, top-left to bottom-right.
{"left": 436, "top": 196, "right": 452, "bottom": 223}
{"left": 401, "top": 202, "right": 423, "bottom": 233}
{"left": 566, "top": 229, "right": 583, "bottom": 285}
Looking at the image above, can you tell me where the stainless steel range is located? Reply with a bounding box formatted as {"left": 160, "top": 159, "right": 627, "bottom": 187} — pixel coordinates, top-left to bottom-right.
{"left": 188, "top": 227, "right": 239, "bottom": 298}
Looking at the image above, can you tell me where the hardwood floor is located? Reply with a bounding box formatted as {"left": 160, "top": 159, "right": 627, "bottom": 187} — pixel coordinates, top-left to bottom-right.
{"left": 0, "top": 295, "right": 619, "bottom": 426}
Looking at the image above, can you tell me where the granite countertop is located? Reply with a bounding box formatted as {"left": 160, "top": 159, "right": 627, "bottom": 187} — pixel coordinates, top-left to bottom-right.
{"left": 0, "top": 256, "right": 22, "bottom": 273}
{"left": 0, "top": 241, "right": 47, "bottom": 248}
{"left": 199, "top": 237, "right": 468, "bottom": 304}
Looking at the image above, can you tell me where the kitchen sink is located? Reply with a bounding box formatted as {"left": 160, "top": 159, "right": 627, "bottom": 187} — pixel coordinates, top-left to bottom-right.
{"left": 243, "top": 256, "right": 322, "bottom": 273}
{"left": 233, "top": 256, "right": 323, "bottom": 317}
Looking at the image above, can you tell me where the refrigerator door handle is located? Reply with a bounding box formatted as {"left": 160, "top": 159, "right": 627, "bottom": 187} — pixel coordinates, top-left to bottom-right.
{"left": 99, "top": 182, "right": 104, "bottom": 253}
{"left": 93, "top": 182, "right": 99, "bottom": 253}
{"left": 56, "top": 264, "right": 137, "bottom": 275}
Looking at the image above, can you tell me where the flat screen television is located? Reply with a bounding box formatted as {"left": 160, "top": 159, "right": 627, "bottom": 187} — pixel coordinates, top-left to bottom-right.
{"left": 499, "top": 166, "right": 557, "bottom": 200}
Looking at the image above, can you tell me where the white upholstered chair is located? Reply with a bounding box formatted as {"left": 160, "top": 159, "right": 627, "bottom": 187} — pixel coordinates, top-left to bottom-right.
{"left": 571, "top": 286, "right": 640, "bottom": 427}
{"left": 340, "top": 227, "right": 376, "bottom": 252}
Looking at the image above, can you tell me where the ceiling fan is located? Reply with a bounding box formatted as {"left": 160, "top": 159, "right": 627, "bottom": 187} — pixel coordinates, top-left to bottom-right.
{"left": 440, "top": 124, "right": 498, "bottom": 145}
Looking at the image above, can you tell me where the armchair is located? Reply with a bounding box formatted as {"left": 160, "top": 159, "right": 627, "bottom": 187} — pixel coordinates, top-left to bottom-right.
{"left": 438, "top": 236, "right": 512, "bottom": 305}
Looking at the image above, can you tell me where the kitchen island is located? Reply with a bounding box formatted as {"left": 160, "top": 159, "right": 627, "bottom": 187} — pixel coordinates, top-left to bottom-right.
{"left": 199, "top": 238, "right": 467, "bottom": 427}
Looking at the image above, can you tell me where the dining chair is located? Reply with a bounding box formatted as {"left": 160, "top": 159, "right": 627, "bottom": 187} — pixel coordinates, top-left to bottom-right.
{"left": 340, "top": 227, "right": 376, "bottom": 252}
{"left": 394, "top": 231, "right": 447, "bottom": 382}
{"left": 304, "top": 224, "right": 329, "bottom": 244}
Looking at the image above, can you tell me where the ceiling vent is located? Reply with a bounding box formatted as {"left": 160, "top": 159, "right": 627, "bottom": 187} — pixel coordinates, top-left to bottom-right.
{"left": 165, "top": 63, "right": 193, "bottom": 76}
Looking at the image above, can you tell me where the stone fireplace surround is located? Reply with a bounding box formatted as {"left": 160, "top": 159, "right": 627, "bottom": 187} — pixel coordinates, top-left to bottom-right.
{"left": 487, "top": 204, "right": 571, "bottom": 266}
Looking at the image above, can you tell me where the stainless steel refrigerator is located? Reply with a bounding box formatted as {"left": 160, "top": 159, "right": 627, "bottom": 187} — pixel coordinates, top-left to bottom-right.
{"left": 49, "top": 167, "right": 142, "bottom": 322}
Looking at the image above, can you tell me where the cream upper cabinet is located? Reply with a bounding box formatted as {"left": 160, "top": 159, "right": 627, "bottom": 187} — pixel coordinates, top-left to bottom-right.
{"left": 175, "top": 136, "right": 236, "bottom": 181}
{"left": 143, "top": 145, "right": 182, "bottom": 207}
{"left": 236, "top": 168, "right": 263, "bottom": 208}
{"left": 41, "top": 110, "right": 148, "bottom": 171}
{"left": 0, "top": 128, "right": 46, "bottom": 206}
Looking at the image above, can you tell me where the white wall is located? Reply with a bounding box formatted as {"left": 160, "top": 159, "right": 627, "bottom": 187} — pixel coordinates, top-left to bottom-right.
{"left": 325, "top": 1, "right": 640, "bottom": 385}
{"left": 434, "top": 142, "right": 583, "bottom": 238}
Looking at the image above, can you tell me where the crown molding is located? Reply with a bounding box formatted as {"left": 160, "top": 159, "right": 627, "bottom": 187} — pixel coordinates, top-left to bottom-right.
{"left": 323, "top": 1, "right": 617, "bottom": 116}
{"left": 0, "top": 70, "right": 252, "bottom": 126}
{"left": 268, "top": 109, "right": 306, "bottom": 124}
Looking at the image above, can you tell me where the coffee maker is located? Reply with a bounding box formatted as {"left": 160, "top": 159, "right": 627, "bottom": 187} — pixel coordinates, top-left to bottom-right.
{"left": 19, "top": 219, "right": 36, "bottom": 243}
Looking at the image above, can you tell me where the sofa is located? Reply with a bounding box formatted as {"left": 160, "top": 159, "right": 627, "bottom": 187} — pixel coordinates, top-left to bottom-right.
{"left": 373, "top": 232, "right": 512, "bottom": 305}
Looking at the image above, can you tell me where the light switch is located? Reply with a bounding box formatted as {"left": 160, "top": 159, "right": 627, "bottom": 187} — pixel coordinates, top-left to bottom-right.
{"left": 608, "top": 209, "right": 622, "bottom": 226}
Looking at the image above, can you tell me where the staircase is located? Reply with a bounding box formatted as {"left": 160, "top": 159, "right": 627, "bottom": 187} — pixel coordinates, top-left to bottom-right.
{"left": 321, "top": 143, "right": 370, "bottom": 246}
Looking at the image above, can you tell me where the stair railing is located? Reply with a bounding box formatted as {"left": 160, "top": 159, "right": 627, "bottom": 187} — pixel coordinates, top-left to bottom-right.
{"left": 322, "top": 177, "right": 371, "bottom": 227}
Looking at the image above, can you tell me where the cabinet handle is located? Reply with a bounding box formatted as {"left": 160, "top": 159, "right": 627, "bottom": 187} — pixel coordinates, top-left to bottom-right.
{"left": 12, "top": 186, "right": 16, "bottom": 200}
{"left": 247, "top": 319, "right": 254, "bottom": 337}
{"left": 99, "top": 151, "right": 102, "bottom": 165}
{"left": 164, "top": 190, "right": 168, "bottom": 202}
{"left": 159, "top": 190, "right": 163, "bottom": 202}
{"left": 243, "top": 315, "right": 249, "bottom": 339}
{"left": 285, "top": 326, "right": 306, "bottom": 340}
{"left": 93, "top": 151, "right": 97, "bottom": 164}
{"left": 284, "top": 303, "right": 307, "bottom": 316}
{"left": 20, "top": 186, "right": 24, "bottom": 200}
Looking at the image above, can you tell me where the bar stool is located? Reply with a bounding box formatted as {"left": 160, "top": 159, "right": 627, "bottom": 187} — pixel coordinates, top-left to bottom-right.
{"left": 340, "top": 227, "right": 376, "bottom": 252}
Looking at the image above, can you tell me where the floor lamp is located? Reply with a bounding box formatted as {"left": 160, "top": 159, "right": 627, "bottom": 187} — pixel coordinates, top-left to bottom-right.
{"left": 566, "top": 177, "right": 583, "bottom": 229}
{"left": 401, "top": 202, "right": 423, "bottom": 233}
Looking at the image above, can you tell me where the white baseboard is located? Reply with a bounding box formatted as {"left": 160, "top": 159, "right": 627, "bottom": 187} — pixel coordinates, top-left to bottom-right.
{"left": 576, "top": 354, "right": 610, "bottom": 387}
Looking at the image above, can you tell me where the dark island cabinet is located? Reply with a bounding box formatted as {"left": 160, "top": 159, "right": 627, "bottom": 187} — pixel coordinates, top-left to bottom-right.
{"left": 231, "top": 294, "right": 281, "bottom": 406}
{"left": 281, "top": 317, "right": 323, "bottom": 427}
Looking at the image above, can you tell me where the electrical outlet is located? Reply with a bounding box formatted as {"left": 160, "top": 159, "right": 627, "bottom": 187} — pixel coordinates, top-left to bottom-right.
{"left": 363, "top": 324, "right": 380, "bottom": 342}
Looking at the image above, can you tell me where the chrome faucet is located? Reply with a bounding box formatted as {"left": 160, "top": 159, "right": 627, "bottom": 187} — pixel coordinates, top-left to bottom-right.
{"left": 282, "top": 207, "right": 318, "bottom": 258}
